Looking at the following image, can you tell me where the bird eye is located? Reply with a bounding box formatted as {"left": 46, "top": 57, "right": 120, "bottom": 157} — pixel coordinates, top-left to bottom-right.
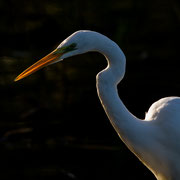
{"left": 69, "top": 43, "right": 77, "bottom": 50}
{"left": 56, "top": 43, "right": 77, "bottom": 54}
{"left": 65, "top": 43, "right": 77, "bottom": 52}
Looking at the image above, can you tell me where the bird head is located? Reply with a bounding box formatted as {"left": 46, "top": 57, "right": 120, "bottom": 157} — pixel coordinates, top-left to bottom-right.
{"left": 14, "top": 30, "right": 96, "bottom": 81}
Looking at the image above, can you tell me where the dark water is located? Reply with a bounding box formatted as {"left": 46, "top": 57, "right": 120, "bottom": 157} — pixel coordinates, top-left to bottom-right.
{"left": 0, "top": 134, "right": 154, "bottom": 180}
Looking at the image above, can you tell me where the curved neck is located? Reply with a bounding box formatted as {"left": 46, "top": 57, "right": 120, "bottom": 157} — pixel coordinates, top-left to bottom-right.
{"left": 95, "top": 37, "right": 142, "bottom": 146}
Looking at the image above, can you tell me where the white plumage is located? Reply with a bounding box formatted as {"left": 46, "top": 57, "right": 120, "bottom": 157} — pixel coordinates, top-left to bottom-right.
{"left": 15, "top": 30, "right": 180, "bottom": 180}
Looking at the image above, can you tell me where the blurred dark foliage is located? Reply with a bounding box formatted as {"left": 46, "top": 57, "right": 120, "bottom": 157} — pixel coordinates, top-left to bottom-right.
{"left": 0, "top": 0, "right": 179, "bottom": 179}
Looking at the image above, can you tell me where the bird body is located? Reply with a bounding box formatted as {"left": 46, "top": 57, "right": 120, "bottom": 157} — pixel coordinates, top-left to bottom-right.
{"left": 144, "top": 97, "right": 180, "bottom": 180}
{"left": 15, "top": 30, "right": 180, "bottom": 180}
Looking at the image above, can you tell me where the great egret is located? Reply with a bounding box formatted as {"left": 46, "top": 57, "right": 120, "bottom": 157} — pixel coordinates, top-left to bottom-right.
{"left": 15, "top": 30, "right": 180, "bottom": 180}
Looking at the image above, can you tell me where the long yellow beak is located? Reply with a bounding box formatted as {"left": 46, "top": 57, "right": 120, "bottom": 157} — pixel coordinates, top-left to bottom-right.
{"left": 14, "top": 49, "right": 63, "bottom": 82}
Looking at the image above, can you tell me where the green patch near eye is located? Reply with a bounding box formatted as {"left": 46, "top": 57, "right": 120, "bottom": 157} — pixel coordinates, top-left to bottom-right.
{"left": 67, "top": 43, "right": 77, "bottom": 51}
{"left": 55, "top": 43, "right": 77, "bottom": 54}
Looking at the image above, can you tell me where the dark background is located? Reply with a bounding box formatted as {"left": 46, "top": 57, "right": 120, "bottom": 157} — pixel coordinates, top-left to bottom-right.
{"left": 0, "top": 0, "right": 180, "bottom": 179}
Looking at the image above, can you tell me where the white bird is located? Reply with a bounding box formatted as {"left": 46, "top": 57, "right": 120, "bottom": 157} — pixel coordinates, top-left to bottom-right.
{"left": 15, "top": 30, "right": 180, "bottom": 180}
